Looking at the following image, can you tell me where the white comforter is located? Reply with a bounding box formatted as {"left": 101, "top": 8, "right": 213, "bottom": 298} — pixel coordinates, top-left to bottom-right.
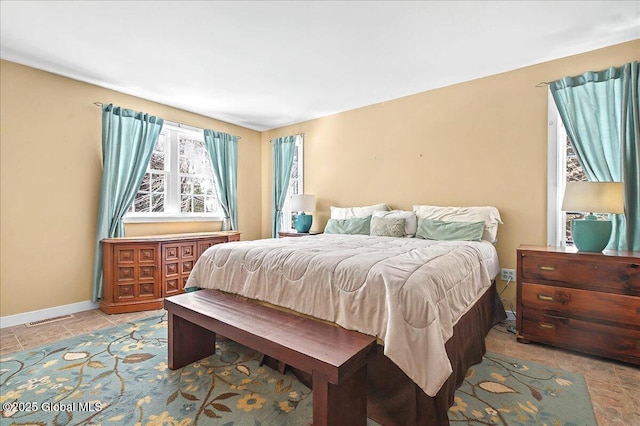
{"left": 185, "top": 234, "right": 499, "bottom": 396}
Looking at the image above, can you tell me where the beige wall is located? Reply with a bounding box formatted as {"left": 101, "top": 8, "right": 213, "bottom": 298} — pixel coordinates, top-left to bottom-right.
{"left": 262, "top": 40, "right": 640, "bottom": 309}
{"left": 0, "top": 60, "right": 262, "bottom": 316}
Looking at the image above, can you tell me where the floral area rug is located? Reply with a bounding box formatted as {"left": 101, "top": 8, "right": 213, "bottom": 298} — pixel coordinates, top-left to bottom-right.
{"left": 0, "top": 313, "right": 312, "bottom": 425}
{"left": 449, "top": 352, "right": 597, "bottom": 425}
{"left": 0, "top": 314, "right": 596, "bottom": 425}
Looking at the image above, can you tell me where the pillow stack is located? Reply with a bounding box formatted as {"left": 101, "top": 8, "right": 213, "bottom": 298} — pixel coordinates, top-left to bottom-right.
{"left": 413, "top": 205, "right": 503, "bottom": 243}
{"left": 325, "top": 204, "right": 420, "bottom": 238}
{"left": 325, "top": 203, "right": 388, "bottom": 235}
{"left": 323, "top": 203, "right": 503, "bottom": 243}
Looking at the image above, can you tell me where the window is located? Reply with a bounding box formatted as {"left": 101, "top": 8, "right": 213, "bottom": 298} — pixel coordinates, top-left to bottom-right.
{"left": 547, "top": 97, "right": 588, "bottom": 247}
{"left": 177, "top": 135, "right": 219, "bottom": 214}
{"left": 280, "top": 135, "right": 304, "bottom": 231}
{"left": 126, "top": 123, "right": 223, "bottom": 222}
{"left": 131, "top": 134, "right": 167, "bottom": 213}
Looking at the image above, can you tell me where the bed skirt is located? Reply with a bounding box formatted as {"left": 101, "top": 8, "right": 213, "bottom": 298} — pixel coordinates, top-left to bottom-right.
{"left": 274, "top": 281, "right": 504, "bottom": 425}
{"left": 366, "top": 281, "right": 505, "bottom": 425}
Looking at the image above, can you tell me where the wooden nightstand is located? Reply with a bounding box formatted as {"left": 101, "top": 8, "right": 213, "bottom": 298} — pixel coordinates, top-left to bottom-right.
{"left": 278, "top": 231, "right": 323, "bottom": 238}
{"left": 516, "top": 244, "right": 640, "bottom": 364}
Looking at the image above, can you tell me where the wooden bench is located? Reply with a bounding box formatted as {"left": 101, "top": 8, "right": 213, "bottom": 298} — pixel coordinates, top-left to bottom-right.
{"left": 164, "top": 289, "right": 376, "bottom": 426}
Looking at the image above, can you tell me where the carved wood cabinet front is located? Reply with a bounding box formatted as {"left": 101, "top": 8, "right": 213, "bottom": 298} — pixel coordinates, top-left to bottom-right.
{"left": 100, "top": 231, "right": 240, "bottom": 314}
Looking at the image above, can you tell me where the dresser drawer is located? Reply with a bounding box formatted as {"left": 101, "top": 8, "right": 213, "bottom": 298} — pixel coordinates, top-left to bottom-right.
{"left": 521, "top": 253, "right": 640, "bottom": 294}
{"left": 521, "top": 282, "right": 640, "bottom": 327}
{"left": 520, "top": 308, "right": 640, "bottom": 364}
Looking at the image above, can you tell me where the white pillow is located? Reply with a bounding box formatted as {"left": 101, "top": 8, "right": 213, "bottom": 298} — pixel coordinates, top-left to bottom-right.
{"left": 372, "top": 210, "right": 417, "bottom": 237}
{"left": 413, "top": 205, "right": 503, "bottom": 243}
{"left": 330, "top": 203, "right": 389, "bottom": 219}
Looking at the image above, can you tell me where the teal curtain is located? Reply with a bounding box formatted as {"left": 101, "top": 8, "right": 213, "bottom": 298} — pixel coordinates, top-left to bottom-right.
{"left": 91, "top": 104, "right": 164, "bottom": 302}
{"left": 621, "top": 62, "right": 640, "bottom": 251}
{"left": 203, "top": 130, "right": 238, "bottom": 231}
{"left": 271, "top": 136, "right": 297, "bottom": 238}
{"left": 550, "top": 61, "right": 640, "bottom": 251}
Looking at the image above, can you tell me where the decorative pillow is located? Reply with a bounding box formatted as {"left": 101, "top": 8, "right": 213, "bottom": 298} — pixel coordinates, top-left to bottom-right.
{"left": 372, "top": 210, "right": 418, "bottom": 237}
{"left": 324, "top": 216, "right": 372, "bottom": 235}
{"left": 416, "top": 219, "right": 485, "bottom": 241}
{"left": 330, "top": 203, "right": 389, "bottom": 219}
{"left": 413, "top": 205, "right": 503, "bottom": 243}
{"left": 370, "top": 216, "right": 406, "bottom": 237}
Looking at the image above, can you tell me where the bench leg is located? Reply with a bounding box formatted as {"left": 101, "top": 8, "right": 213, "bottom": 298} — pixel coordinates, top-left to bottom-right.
{"left": 168, "top": 312, "right": 217, "bottom": 370}
{"left": 259, "top": 354, "right": 287, "bottom": 375}
{"left": 312, "top": 365, "right": 367, "bottom": 426}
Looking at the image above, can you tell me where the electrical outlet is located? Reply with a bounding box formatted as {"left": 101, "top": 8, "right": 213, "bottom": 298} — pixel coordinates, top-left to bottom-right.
{"left": 500, "top": 268, "right": 516, "bottom": 282}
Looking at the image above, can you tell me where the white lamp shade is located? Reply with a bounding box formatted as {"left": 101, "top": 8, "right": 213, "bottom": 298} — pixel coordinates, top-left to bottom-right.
{"left": 561, "top": 182, "right": 624, "bottom": 214}
{"left": 291, "top": 194, "right": 316, "bottom": 212}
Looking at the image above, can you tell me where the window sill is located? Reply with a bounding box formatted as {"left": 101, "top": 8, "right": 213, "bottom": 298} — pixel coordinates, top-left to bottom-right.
{"left": 123, "top": 214, "right": 224, "bottom": 224}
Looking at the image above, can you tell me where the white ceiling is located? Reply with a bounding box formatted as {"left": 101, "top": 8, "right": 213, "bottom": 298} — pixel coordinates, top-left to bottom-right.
{"left": 1, "top": 1, "right": 638, "bottom": 131}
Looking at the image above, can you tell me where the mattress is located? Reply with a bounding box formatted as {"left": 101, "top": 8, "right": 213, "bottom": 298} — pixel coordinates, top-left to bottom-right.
{"left": 185, "top": 234, "right": 500, "bottom": 396}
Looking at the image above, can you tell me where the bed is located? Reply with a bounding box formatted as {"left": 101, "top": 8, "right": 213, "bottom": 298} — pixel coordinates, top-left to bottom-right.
{"left": 185, "top": 205, "right": 505, "bottom": 425}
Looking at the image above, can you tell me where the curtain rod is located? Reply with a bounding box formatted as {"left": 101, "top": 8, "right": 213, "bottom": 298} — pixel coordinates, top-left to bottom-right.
{"left": 93, "top": 102, "right": 241, "bottom": 139}
{"left": 536, "top": 81, "right": 550, "bottom": 88}
{"left": 269, "top": 133, "right": 305, "bottom": 142}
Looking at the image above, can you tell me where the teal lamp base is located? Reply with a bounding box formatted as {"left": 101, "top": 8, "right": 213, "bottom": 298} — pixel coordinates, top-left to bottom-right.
{"left": 293, "top": 213, "right": 313, "bottom": 233}
{"left": 571, "top": 215, "right": 612, "bottom": 252}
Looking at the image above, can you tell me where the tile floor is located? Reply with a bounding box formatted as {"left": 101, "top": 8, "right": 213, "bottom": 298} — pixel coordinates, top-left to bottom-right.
{"left": 1, "top": 310, "right": 638, "bottom": 425}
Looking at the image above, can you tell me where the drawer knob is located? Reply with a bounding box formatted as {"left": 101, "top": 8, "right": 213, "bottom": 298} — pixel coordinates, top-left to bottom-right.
{"left": 539, "top": 322, "right": 556, "bottom": 330}
{"left": 537, "top": 294, "right": 555, "bottom": 302}
{"left": 538, "top": 265, "right": 556, "bottom": 272}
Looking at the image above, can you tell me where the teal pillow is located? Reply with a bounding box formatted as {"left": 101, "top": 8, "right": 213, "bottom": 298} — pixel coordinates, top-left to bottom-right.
{"left": 370, "top": 216, "right": 406, "bottom": 237}
{"left": 324, "top": 216, "right": 371, "bottom": 235}
{"left": 416, "top": 219, "right": 485, "bottom": 241}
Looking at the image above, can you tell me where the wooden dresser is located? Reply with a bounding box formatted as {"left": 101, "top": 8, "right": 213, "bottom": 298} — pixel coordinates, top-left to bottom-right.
{"left": 516, "top": 245, "right": 640, "bottom": 364}
{"left": 100, "top": 231, "right": 240, "bottom": 314}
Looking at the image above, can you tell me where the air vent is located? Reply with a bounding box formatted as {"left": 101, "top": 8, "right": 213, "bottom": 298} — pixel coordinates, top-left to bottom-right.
{"left": 26, "top": 314, "right": 73, "bottom": 327}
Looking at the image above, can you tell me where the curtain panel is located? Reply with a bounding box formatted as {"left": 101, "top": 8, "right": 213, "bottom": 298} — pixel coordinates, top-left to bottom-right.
{"left": 271, "top": 136, "right": 297, "bottom": 238}
{"left": 550, "top": 61, "right": 639, "bottom": 251}
{"left": 203, "top": 130, "right": 239, "bottom": 231}
{"left": 91, "top": 104, "right": 164, "bottom": 302}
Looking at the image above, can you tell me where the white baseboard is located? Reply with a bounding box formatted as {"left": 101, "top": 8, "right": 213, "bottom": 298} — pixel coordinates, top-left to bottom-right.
{"left": 505, "top": 310, "right": 516, "bottom": 321}
{"left": 0, "top": 300, "right": 99, "bottom": 329}
{"left": 1, "top": 302, "right": 517, "bottom": 329}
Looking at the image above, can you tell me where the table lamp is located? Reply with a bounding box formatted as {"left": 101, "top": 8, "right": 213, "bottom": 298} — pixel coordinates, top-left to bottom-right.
{"left": 561, "top": 181, "right": 624, "bottom": 252}
{"left": 291, "top": 194, "right": 316, "bottom": 233}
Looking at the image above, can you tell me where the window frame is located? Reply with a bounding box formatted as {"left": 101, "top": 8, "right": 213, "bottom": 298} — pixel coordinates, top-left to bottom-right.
{"left": 547, "top": 93, "right": 565, "bottom": 246}
{"left": 280, "top": 135, "right": 304, "bottom": 231}
{"left": 124, "top": 122, "right": 224, "bottom": 223}
{"left": 547, "top": 92, "right": 589, "bottom": 247}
